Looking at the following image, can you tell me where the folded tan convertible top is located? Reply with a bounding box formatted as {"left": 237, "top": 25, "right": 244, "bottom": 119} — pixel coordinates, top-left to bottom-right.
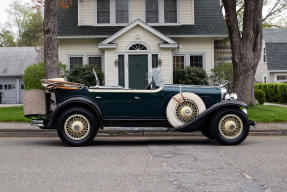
{"left": 41, "top": 78, "right": 84, "bottom": 90}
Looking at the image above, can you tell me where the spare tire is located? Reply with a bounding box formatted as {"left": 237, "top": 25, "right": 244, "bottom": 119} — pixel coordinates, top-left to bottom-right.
{"left": 166, "top": 92, "right": 206, "bottom": 128}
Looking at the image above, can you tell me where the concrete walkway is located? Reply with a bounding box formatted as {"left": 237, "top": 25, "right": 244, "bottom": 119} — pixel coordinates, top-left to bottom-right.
{"left": 0, "top": 104, "right": 23, "bottom": 108}
{"left": 264, "top": 103, "right": 287, "bottom": 108}
{"left": 0, "top": 122, "right": 286, "bottom": 137}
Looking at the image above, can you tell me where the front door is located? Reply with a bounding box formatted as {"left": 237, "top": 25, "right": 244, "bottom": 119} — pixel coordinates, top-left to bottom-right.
{"left": 128, "top": 55, "right": 148, "bottom": 89}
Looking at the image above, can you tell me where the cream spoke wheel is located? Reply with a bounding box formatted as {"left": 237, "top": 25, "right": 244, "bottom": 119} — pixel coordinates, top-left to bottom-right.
{"left": 218, "top": 114, "right": 243, "bottom": 139}
{"left": 175, "top": 100, "right": 199, "bottom": 124}
{"left": 64, "top": 114, "right": 91, "bottom": 141}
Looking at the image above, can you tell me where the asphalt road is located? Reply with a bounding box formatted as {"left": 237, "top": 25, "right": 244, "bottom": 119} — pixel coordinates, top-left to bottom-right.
{"left": 0, "top": 136, "right": 286, "bottom": 192}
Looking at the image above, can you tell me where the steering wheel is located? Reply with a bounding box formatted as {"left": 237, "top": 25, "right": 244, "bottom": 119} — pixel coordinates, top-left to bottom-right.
{"left": 145, "top": 82, "right": 152, "bottom": 90}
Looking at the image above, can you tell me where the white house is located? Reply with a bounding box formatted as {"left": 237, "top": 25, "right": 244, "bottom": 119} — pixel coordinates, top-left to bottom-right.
{"left": 57, "top": 0, "right": 228, "bottom": 89}
{"left": 256, "top": 29, "right": 287, "bottom": 83}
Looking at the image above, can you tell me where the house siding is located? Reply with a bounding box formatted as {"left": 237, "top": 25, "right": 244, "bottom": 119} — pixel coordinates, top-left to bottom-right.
{"left": 78, "top": 0, "right": 95, "bottom": 26}
{"left": 58, "top": 39, "right": 104, "bottom": 67}
{"left": 173, "top": 38, "right": 215, "bottom": 75}
{"left": 130, "top": 0, "right": 144, "bottom": 21}
{"left": 180, "top": 0, "right": 194, "bottom": 25}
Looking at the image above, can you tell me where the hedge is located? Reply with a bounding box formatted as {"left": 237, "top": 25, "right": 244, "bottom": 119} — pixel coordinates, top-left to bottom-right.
{"left": 255, "top": 83, "right": 287, "bottom": 104}
{"left": 254, "top": 89, "right": 265, "bottom": 104}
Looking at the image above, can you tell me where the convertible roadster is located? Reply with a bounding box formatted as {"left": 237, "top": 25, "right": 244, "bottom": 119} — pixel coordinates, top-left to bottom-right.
{"left": 24, "top": 71, "right": 255, "bottom": 146}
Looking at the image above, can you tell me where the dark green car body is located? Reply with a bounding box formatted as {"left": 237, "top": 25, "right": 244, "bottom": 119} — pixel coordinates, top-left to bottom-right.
{"left": 54, "top": 85, "right": 222, "bottom": 121}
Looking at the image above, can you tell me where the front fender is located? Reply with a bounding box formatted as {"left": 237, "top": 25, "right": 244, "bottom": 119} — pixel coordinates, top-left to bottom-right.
{"left": 46, "top": 97, "right": 103, "bottom": 129}
{"left": 174, "top": 100, "right": 248, "bottom": 132}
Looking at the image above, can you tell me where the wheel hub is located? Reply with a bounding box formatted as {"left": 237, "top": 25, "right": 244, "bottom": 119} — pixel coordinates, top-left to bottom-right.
{"left": 219, "top": 114, "right": 243, "bottom": 139}
{"left": 175, "top": 100, "right": 199, "bottom": 124}
{"left": 64, "top": 114, "right": 90, "bottom": 141}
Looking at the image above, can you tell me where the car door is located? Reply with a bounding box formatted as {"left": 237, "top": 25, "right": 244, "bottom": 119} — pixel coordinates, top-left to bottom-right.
{"left": 128, "top": 89, "right": 165, "bottom": 119}
{"left": 91, "top": 91, "right": 133, "bottom": 119}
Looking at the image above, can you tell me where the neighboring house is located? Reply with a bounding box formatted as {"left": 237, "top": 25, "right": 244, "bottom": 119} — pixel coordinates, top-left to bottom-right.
{"left": 0, "top": 47, "right": 39, "bottom": 104}
{"left": 256, "top": 29, "right": 287, "bottom": 83}
{"left": 57, "top": 0, "right": 228, "bottom": 89}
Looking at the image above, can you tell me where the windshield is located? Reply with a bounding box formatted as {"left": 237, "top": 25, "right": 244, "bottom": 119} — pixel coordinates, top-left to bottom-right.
{"left": 152, "top": 69, "right": 164, "bottom": 88}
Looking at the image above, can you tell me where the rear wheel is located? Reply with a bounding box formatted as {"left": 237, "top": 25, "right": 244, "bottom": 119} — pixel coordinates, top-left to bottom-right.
{"left": 210, "top": 108, "right": 250, "bottom": 145}
{"left": 57, "top": 107, "right": 99, "bottom": 146}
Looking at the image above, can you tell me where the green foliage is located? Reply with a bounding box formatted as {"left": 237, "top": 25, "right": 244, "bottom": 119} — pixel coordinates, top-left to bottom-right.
{"left": 7, "top": 0, "right": 43, "bottom": 46}
{"left": 210, "top": 63, "right": 233, "bottom": 92}
{"left": 0, "top": 29, "right": 16, "bottom": 47}
{"left": 255, "top": 83, "right": 287, "bottom": 104}
{"left": 247, "top": 105, "right": 287, "bottom": 123}
{"left": 66, "top": 65, "right": 104, "bottom": 87}
{"left": 254, "top": 89, "right": 265, "bottom": 104}
{"left": 173, "top": 66, "right": 208, "bottom": 85}
{"left": 22, "top": 62, "right": 44, "bottom": 90}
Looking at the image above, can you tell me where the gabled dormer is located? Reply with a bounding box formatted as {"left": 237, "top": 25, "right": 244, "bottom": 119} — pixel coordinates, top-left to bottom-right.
{"left": 78, "top": 0, "right": 194, "bottom": 26}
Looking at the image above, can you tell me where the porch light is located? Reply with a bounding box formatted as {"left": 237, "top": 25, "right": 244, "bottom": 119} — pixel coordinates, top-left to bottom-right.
{"left": 114, "top": 59, "right": 118, "bottom": 66}
{"left": 158, "top": 58, "right": 162, "bottom": 66}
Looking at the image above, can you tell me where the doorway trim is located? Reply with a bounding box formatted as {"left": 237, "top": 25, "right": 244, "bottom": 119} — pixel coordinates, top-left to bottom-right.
{"left": 116, "top": 52, "right": 160, "bottom": 89}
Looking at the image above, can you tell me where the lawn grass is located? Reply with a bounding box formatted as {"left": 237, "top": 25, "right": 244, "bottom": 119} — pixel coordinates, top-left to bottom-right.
{"left": 0, "top": 105, "right": 287, "bottom": 123}
{"left": 0, "top": 106, "right": 30, "bottom": 122}
{"left": 247, "top": 105, "right": 287, "bottom": 122}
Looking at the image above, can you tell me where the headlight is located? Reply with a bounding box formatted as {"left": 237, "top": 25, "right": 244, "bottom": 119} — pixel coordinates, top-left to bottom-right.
{"left": 224, "top": 93, "right": 238, "bottom": 100}
{"left": 242, "top": 108, "right": 247, "bottom": 114}
{"left": 230, "top": 93, "right": 238, "bottom": 100}
{"left": 221, "top": 88, "right": 227, "bottom": 100}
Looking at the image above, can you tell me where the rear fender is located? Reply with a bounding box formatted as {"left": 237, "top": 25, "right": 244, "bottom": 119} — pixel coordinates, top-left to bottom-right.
{"left": 46, "top": 97, "right": 103, "bottom": 129}
{"left": 175, "top": 100, "right": 248, "bottom": 132}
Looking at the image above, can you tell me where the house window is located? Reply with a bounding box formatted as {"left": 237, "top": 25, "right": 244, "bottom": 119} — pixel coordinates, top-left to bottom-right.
{"left": 129, "top": 43, "right": 147, "bottom": 51}
{"left": 190, "top": 55, "right": 203, "bottom": 68}
{"left": 173, "top": 56, "right": 184, "bottom": 70}
{"left": 164, "top": 0, "right": 177, "bottom": 23}
{"left": 276, "top": 75, "right": 287, "bottom": 82}
{"left": 118, "top": 55, "right": 125, "bottom": 87}
{"left": 116, "top": 0, "right": 129, "bottom": 23}
{"left": 152, "top": 54, "right": 159, "bottom": 68}
{"left": 21, "top": 84, "right": 25, "bottom": 90}
{"left": 88, "top": 56, "right": 102, "bottom": 69}
{"left": 70, "top": 56, "right": 83, "bottom": 70}
{"left": 146, "top": 0, "right": 159, "bottom": 23}
{"left": 0, "top": 85, "right": 2, "bottom": 90}
{"left": 263, "top": 47, "right": 266, "bottom": 62}
{"left": 97, "top": 0, "right": 110, "bottom": 24}
{"left": 4, "top": 85, "right": 13, "bottom": 90}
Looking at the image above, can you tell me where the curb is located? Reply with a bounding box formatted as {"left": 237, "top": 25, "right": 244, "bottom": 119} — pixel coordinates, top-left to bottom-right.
{"left": 0, "top": 129, "right": 286, "bottom": 137}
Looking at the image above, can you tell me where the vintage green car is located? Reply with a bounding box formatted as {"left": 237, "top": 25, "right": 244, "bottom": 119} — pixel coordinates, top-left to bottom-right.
{"left": 24, "top": 72, "right": 254, "bottom": 146}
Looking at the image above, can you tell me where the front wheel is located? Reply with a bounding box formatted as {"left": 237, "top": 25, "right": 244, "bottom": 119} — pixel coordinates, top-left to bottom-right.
{"left": 210, "top": 108, "right": 250, "bottom": 145}
{"left": 57, "top": 107, "right": 99, "bottom": 146}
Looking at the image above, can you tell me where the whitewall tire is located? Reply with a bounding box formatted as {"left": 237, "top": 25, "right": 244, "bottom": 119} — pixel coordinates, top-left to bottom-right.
{"left": 166, "top": 92, "right": 206, "bottom": 128}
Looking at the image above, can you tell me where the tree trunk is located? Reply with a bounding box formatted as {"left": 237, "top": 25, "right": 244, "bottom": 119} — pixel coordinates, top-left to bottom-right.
{"left": 44, "top": 0, "right": 59, "bottom": 79}
{"left": 222, "top": 0, "right": 263, "bottom": 105}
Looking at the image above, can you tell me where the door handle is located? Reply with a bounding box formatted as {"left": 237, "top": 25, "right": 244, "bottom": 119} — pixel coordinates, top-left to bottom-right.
{"left": 96, "top": 96, "right": 102, "bottom": 99}
{"left": 134, "top": 96, "right": 140, "bottom": 100}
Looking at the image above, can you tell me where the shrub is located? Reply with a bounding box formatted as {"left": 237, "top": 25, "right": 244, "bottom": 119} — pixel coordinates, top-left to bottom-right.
{"left": 173, "top": 66, "right": 208, "bottom": 85}
{"left": 255, "top": 83, "right": 287, "bottom": 104}
{"left": 66, "top": 65, "right": 104, "bottom": 87}
{"left": 254, "top": 89, "right": 265, "bottom": 104}
{"left": 210, "top": 62, "right": 233, "bottom": 92}
{"left": 22, "top": 62, "right": 45, "bottom": 90}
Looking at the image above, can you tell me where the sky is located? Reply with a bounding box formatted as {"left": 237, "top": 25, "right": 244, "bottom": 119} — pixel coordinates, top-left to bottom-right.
{"left": 0, "top": 0, "right": 31, "bottom": 27}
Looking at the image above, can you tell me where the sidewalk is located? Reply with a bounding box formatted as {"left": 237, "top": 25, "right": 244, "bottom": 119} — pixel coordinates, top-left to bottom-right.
{"left": 264, "top": 103, "right": 287, "bottom": 108}
{"left": 0, "top": 122, "right": 286, "bottom": 137}
{"left": 0, "top": 104, "right": 23, "bottom": 108}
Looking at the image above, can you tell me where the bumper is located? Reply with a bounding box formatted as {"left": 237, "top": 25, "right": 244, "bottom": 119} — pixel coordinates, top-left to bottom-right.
{"left": 249, "top": 120, "right": 256, "bottom": 127}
